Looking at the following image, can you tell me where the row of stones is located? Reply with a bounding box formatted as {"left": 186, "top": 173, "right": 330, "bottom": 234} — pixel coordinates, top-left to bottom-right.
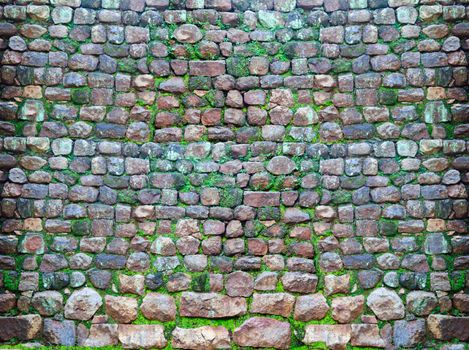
{"left": 1, "top": 291, "right": 468, "bottom": 348}
{"left": 4, "top": 314, "right": 465, "bottom": 349}
{"left": 3, "top": 50, "right": 468, "bottom": 76}
{"left": 2, "top": 0, "right": 468, "bottom": 12}
{"left": 4, "top": 109, "right": 468, "bottom": 144}
{"left": 2, "top": 1, "right": 468, "bottom": 26}
{"left": 1, "top": 244, "right": 466, "bottom": 291}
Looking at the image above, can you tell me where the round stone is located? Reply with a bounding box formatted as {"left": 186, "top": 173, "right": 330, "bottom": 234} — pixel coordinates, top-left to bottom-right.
{"left": 266, "top": 156, "right": 296, "bottom": 175}
{"left": 173, "top": 24, "right": 202, "bottom": 43}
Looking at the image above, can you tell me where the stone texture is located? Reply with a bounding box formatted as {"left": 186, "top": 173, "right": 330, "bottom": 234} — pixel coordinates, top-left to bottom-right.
{"left": 367, "top": 288, "right": 405, "bottom": 320}
{"left": 172, "top": 326, "right": 231, "bottom": 349}
{"left": 233, "top": 317, "right": 291, "bottom": 349}
{"left": 64, "top": 288, "right": 103, "bottom": 321}
{"left": 118, "top": 325, "right": 167, "bottom": 349}
{"left": 180, "top": 292, "right": 247, "bottom": 318}
{"left": 0, "top": 1, "right": 466, "bottom": 348}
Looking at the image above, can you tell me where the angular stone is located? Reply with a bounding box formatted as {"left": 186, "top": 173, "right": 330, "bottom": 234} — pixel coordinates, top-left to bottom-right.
{"left": 294, "top": 293, "right": 329, "bottom": 321}
{"left": 31, "top": 291, "right": 63, "bottom": 316}
{"left": 0, "top": 315, "right": 42, "bottom": 341}
{"left": 393, "top": 319, "right": 426, "bottom": 348}
{"left": 233, "top": 317, "right": 291, "bottom": 350}
{"left": 172, "top": 326, "right": 231, "bottom": 349}
{"left": 303, "top": 324, "right": 351, "bottom": 348}
{"left": 118, "top": 325, "right": 167, "bottom": 349}
{"left": 44, "top": 319, "right": 76, "bottom": 346}
{"left": 180, "top": 292, "right": 247, "bottom": 318}
{"left": 406, "top": 291, "right": 438, "bottom": 316}
{"left": 428, "top": 315, "right": 469, "bottom": 341}
{"left": 367, "top": 287, "right": 405, "bottom": 320}
{"left": 83, "top": 324, "right": 118, "bottom": 347}
{"left": 105, "top": 295, "right": 138, "bottom": 323}
{"left": 64, "top": 287, "right": 102, "bottom": 320}
{"left": 250, "top": 293, "right": 295, "bottom": 317}
{"left": 189, "top": 61, "right": 225, "bottom": 76}
{"left": 141, "top": 293, "right": 176, "bottom": 321}
{"left": 351, "top": 324, "right": 385, "bottom": 348}
{"left": 281, "top": 272, "right": 318, "bottom": 293}
{"left": 331, "top": 295, "right": 365, "bottom": 323}
{"left": 225, "top": 271, "right": 254, "bottom": 297}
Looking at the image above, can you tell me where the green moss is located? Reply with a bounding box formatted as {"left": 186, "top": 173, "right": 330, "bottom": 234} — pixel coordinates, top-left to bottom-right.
{"left": 118, "top": 58, "right": 137, "bottom": 73}
{"left": 3, "top": 271, "right": 19, "bottom": 291}
{"left": 378, "top": 88, "right": 398, "bottom": 105}
{"left": 71, "top": 87, "right": 91, "bottom": 105}
{"left": 226, "top": 56, "right": 250, "bottom": 77}
{"left": 219, "top": 188, "right": 243, "bottom": 208}
{"left": 191, "top": 273, "right": 210, "bottom": 292}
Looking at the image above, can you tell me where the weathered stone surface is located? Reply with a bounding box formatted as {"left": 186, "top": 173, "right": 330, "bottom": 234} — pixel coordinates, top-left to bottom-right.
{"left": 406, "top": 291, "right": 438, "bottom": 316}
{"left": 141, "top": 293, "right": 176, "bottom": 321}
{"left": 428, "top": 315, "right": 469, "bottom": 341}
{"left": 43, "top": 319, "right": 76, "bottom": 346}
{"left": 351, "top": 324, "right": 385, "bottom": 348}
{"left": 0, "top": 315, "right": 42, "bottom": 341}
{"left": 64, "top": 288, "right": 103, "bottom": 320}
{"left": 105, "top": 295, "right": 138, "bottom": 323}
{"left": 233, "top": 317, "right": 291, "bottom": 349}
{"left": 174, "top": 24, "right": 203, "bottom": 43}
{"left": 172, "top": 326, "right": 231, "bottom": 349}
{"left": 31, "top": 291, "right": 63, "bottom": 316}
{"left": 367, "top": 288, "right": 405, "bottom": 320}
{"left": 303, "top": 324, "right": 351, "bottom": 348}
{"left": 331, "top": 295, "right": 365, "bottom": 323}
{"left": 180, "top": 292, "right": 247, "bottom": 318}
{"left": 393, "top": 319, "right": 426, "bottom": 348}
{"left": 266, "top": 156, "right": 296, "bottom": 175}
{"left": 118, "top": 324, "right": 167, "bottom": 349}
{"left": 0, "top": 1, "right": 465, "bottom": 347}
{"left": 250, "top": 293, "right": 295, "bottom": 317}
{"left": 294, "top": 293, "right": 329, "bottom": 321}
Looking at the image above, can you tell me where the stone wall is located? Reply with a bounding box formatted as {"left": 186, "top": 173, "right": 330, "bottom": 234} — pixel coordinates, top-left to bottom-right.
{"left": 0, "top": 0, "right": 468, "bottom": 348}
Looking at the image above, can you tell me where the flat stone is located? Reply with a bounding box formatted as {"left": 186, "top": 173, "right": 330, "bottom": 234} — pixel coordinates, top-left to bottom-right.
{"left": 180, "top": 292, "right": 247, "bottom": 318}
{"left": 250, "top": 293, "right": 295, "bottom": 317}
{"left": 351, "top": 324, "right": 385, "bottom": 348}
{"left": 172, "top": 326, "right": 231, "bottom": 349}
{"left": 118, "top": 324, "right": 167, "bottom": 349}
{"left": 233, "top": 317, "right": 291, "bottom": 349}
{"left": 43, "top": 319, "right": 76, "bottom": 346}
{"left": 303, "top": 324, "right": 351, "bottom": 348}
{"left": 393, "top": 319, "right": 426, "bottom": 348}
{"left": 428, "top": 315, "right": 469, "bottom": 341}
{"left": 0, "top": 315, "right": 42, "bottom": 341}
